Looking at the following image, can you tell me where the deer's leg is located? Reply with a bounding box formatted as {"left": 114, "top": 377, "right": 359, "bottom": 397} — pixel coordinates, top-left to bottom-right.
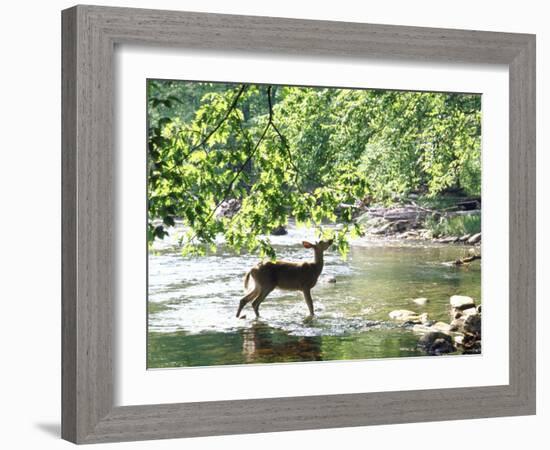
{"left": 302, "top": 289, "right": 315, "bottom": 317}
{"left": 236, "top": 290, "right": 259, "bottom": 318}
{"left": 252, "top": 287, "right": 274, "bottom": 318}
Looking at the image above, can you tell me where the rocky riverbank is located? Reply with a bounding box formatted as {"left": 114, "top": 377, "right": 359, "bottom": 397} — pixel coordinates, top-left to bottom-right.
{"left": 213, "top": 196, "right": 482, "bottom": 247}
{"left": 355, "top": 201, "right": 481, "bottom": 246}
{"left": 388, "top": 295, "right": 481, "bottom": 356}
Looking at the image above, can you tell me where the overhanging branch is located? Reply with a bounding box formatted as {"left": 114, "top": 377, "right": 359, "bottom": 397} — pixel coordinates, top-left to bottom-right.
{"left": 190, "top": 84, "right": 247, "bottom": 152}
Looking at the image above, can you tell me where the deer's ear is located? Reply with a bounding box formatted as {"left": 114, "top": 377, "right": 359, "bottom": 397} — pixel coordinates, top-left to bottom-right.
{"left": 302, "top": 241, "right": 314, "bottom": 249}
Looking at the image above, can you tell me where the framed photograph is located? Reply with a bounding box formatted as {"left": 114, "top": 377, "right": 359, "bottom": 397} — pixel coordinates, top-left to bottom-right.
{"left": 62, "top": 5, "right": 536, "bottom": 444}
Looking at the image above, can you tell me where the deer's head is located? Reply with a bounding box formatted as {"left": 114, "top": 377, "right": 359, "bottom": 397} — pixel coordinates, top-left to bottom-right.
{"left": 302, "top": 239, "right": 333, "bottom": 252}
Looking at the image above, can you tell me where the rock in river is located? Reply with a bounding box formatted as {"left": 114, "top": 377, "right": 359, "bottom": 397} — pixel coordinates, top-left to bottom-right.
{"left": 450, "top": 295, "right": 475, "bottom": 310}
{"left": 413, "top": 297, "right": 429, "bottom": 306}
{"left": 463, "top": 314, "right": 481, "bottom": 335}
{"left": 389, "top": 309, "right": 419, "bottom": 322}
{"left": 461, "top": 307, "right": 478, "bottom": 317}
{"left": 322, "top": 275, "right": 337, "bottom": 284}
{"left": 270, "top": 225, "right": 288, "bottom": 236}
{"left": 432, "top": 321, "right": 453, "bottom": 334}
{"left": 418, "top": 332, "right": 456, "bottom": 355}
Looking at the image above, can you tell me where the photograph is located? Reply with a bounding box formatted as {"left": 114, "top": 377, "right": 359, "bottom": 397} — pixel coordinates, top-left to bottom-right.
{"left": 146, "top": 79, "right": 482, "bottom": 368}
{"left": 1, "top": 0, "right": 540, "bottom": 446}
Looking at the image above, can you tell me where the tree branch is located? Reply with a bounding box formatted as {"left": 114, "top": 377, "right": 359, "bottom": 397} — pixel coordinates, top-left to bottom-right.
{"left": 186, "top": 85, "right": 351, "bottom": 247}
{"left": 171, "top": 85, "right": 247, "bottom": 189}
{"left": 190, "top": 84, "right": 247, "bottom": 151}
{"left": 265, "top": 88, "right": 351, "bottom": 196}
{"left": 186, "top": 87, "right": 274, "bottom": 244}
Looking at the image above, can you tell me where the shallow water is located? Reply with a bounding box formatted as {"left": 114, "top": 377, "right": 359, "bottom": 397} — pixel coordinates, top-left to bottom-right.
{"left": 148, "top": 226, "right": 481, "bottom": 368}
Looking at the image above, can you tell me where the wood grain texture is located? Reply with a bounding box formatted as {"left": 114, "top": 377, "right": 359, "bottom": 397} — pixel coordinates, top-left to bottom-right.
{"left": 508, "top": 37, "right": 536, "bottom": 409}
{"left": 61, "top": 4, "right": 536, "bottom": 444}
{"left": 61, "top": 7, "right": 77, "bottom": 443}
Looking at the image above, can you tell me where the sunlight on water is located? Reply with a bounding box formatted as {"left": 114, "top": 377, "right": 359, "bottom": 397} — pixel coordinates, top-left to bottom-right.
{"left": 148, "top": 224, "right": 481, "bottom": 367}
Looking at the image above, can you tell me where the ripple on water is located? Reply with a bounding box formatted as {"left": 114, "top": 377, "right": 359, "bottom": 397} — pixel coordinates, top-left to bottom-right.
{"left": 148, "top": 226, "right": 481, "bottom": 342}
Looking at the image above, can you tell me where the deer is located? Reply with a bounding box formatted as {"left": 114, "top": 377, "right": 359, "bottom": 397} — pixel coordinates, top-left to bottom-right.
{"left": 235, "top": 239, "right": 334, "bottom": 319}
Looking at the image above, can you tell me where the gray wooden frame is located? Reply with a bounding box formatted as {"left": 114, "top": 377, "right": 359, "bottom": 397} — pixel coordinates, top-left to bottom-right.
{"left": 62, "top": 4, "right": 536, "bottom": 444}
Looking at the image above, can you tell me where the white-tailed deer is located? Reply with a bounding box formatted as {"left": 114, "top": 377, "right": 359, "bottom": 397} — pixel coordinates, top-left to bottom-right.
{"left": 236, "top": 239, "right": 333, "bottom": 319}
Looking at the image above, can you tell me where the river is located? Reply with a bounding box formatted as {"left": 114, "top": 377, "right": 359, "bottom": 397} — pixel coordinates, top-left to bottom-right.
{"left": 147, "top": 225, "right": 481, "bottom": 368}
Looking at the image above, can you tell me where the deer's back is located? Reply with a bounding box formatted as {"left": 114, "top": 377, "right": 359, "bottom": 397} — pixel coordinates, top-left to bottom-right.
{"left": 254, "top": 260, "right": 320, "bottom": 291}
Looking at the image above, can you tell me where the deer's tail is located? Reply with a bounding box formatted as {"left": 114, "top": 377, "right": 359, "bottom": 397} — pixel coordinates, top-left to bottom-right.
{"left": 244, "top": 270, "right": 252, "bottom": 291}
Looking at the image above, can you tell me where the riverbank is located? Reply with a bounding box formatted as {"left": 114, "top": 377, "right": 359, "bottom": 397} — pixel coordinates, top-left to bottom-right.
{"left": 354, "top": 197, "right": 481, "bottom": 247}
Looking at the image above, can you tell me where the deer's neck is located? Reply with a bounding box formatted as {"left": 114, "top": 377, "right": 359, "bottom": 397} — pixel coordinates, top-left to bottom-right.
{"left": 313, "top": 250, "right": 324, "bottom": 276}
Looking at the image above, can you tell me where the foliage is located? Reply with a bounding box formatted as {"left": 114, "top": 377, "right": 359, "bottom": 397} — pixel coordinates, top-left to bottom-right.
{"left": 147, "top": 80, "right": 481, "bottom": 257}
{"left": 425, "top": 214, "right": 481, "bottom": 238}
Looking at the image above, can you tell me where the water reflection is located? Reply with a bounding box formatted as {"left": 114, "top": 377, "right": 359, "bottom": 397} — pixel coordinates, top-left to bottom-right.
{"left": 147, "top": 325, "right": 425, "bottom": 368}
{"left": 241, "top": 322, "right": 322, "bottom": 363}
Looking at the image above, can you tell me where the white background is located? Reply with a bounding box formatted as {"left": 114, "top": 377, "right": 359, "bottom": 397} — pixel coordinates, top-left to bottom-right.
{"left": 0, "top": 1, "right": 546, "bottom": 449}
{"left": 116, "top": 48, "right": 509, "bottom": 405}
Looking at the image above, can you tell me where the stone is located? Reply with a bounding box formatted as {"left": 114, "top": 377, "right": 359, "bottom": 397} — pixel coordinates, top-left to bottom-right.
{"left": 418, "top": 332, "right": 456, "bottom": 355}
{"left": 461, "top": 307, "right": 478, "bottom": 317}
{"left": 413, "top": 297, "right": 429, "bottom": 306}
{"left": 412, "top": 324, "right": 434, "bottom": 334}
{"left": 438, "top": 236, "right": 457, "bottom": 243}
{"left": 432, "top": 321, "right": 453, "bottom": 334}
{"left": 459, "top": 233, "right": 471, "bottom": 242}
{"left": 462, "top": 333, "right": 482, "bottom": 354}
{"left": 389, "top": 310, "right": 419, "bottom": 322}
{"left": 270, "top": 225, "right": 288, "bottom": 236}
{"left": 412, "top": 323, "right": 440, "bottom": 334}
{"left": 394, "top": 220, "right": 409, "bottom": 232}
{"left": 450, "top": 318, "right": 464, "bottom": 332}
{"left": 372, "top": 222, "right": 393, "bottom": 235}
{"left": 463, "top": 314, "right": 481, "bottom": 335}
{"left": 467, "top": 232, "right": 482, "bottom": 244}
{"left": 438, "top": 236, "right": 460, "bottom": 243}
{"left": 431, "top": 338, "right": 456, "bottom": 354}
{"left": 450, "top": 295, "right": 475, "bottom": 310}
